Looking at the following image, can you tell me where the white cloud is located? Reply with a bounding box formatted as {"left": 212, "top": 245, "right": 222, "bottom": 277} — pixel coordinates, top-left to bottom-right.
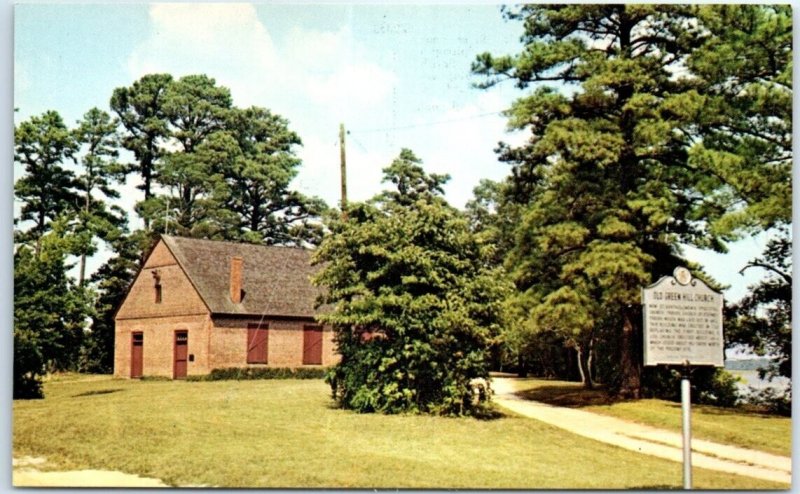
{"left": 127, "top": 3, "right": 280, "bottom": 108}
{"left": 306, "top": 63, "right": 397, "bottom": 110}
{"left": 149, "top": 3, "right": 265, "bottom": 40}
{"left": 125, "top": 3, "right": 400, "bottom": 207}
{"left": 285, "top": 26, "right": 351, "bottom": 71}
{"left": 127, "top": 4, "right": 396, "bottom": 115}
{"left": 420, "top": 90, "right": 525, "bottom": 208}
{"left": 285, "top": 26, "right": 397, "bottom": 117}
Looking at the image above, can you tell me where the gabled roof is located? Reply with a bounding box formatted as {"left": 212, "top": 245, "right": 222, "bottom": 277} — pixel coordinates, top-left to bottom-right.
{"left": 161, "top": 235, "right": 325, "bottom": 318}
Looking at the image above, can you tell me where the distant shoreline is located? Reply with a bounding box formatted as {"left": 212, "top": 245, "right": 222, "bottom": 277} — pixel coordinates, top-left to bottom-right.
{"left": 724, "top": 357, "right": 776, "bottom": 372}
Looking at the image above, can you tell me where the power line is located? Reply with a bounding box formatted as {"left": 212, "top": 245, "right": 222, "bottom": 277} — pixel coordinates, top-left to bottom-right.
{"left": 349, "top": 110, "right": 505, "bottom": 134}
{"left": 347, "top": 132, "right": 369, "bottom": 153}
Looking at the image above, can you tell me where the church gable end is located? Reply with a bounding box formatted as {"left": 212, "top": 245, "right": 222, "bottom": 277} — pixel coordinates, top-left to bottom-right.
{"left": 115, "top": 240, "right": 210, "bottom": 321}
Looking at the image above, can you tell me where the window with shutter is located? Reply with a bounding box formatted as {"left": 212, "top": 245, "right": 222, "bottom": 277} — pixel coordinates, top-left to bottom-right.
{"left": 246, "top": 323, "right": 268, "bottom": 364}
{"left": 303, "top": 325, "right": 323, "bottom": 365}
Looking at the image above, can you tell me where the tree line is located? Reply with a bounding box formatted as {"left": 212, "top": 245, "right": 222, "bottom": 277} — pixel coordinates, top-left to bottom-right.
{"left": 14, "top": 5, "right": 791, "bottom": 416}
{"left": 14, "top": 74, "right": 328, "bottom": 397}
{"left": 467, "top": 4, "right": 791, "bottom": 411}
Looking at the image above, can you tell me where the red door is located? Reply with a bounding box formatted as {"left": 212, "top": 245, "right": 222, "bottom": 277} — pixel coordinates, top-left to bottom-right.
{"left": 131, "top": 332, "right": 143, "bottom": 378}
{"left": 303, "top": 325, "right": 323, "bottom": 365}
{"left": 174, "top": 330, "right": 188, "bottom": 379}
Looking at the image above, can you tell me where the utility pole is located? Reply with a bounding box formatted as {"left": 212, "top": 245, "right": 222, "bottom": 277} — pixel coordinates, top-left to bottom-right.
{"left": 164, "top": 197, "right": 171, "bottom": 235}
{"left": 339, "top": 123, "right": 348, "bottom": 216}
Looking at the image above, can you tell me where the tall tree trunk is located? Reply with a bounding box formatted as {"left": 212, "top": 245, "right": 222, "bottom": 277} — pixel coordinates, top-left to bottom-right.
{"left": 619, "top": 308, "right": 641, "bottom": 399}
{"left": 517, "top": 354, "right": 527, "bottom": 378}
{"left": 576, "top": 344, "right": 586, "bottom": 385}
{"left": 182, "top": 185, "right": 194, "bottom": 231}
{"left": 143, "top": 152, "right": 153, "bottom": 229}
{"left": 79, "top": 255, "right": 86, "bottom": 287}
{"left": 577, "top": 342, "right": 594, "bottom": 390}
{"left": 250, "top": 196, "right": 261, "bottom": 233}
{"left": 35, "top": 209, "right": 46, "bottom": 256}
{"left": 79, "top": 185, "right": 90, "bottom": 287}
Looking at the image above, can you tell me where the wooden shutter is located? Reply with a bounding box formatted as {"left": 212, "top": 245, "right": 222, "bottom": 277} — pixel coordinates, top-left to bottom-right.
{"left": 303, "top": 325, "right": 323, "bottom": 365}
{"left": 247, "top": 324, "right": 268, "bottom": 364}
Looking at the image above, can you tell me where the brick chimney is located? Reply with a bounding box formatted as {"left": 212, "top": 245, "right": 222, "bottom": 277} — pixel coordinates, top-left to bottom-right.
{"left": 230, "top": 256, "right": 243, "bottom": 304}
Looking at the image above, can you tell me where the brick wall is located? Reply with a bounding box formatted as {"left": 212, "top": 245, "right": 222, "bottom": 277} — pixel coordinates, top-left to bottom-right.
{"left": 115, "top": 314, "right": 340, "bottom": 378}
{"left": 114, "top": 240, "right": 211, "bottom": 378}
{"left": 210, "top": 316, "right": 339, "bottom": 368}
{"left": 114, "top": 314, "right": 212, "bottom": 378}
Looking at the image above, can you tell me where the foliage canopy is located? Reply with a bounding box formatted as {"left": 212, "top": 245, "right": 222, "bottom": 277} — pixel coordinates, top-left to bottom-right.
{"left": 313, "top": 150, "right": 510, "bottom": 415}
{"left": 471, "top": 5, "right": 791, "bottom": 398}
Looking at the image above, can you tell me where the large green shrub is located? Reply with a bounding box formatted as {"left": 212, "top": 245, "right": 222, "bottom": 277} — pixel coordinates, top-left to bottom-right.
{"left": 314, "top": 150, "right": 509, "bottom": 416}
{"left": 640, "top": 366, "right": 741, "bottom": 407}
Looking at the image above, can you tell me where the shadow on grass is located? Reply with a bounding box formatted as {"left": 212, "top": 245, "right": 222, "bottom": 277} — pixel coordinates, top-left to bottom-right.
{"left": 692, "top": 403, "right": 778, "bottom": 419}
{"left": 515, "top": 384, "right": 622, "bottom": 408}
{"left": 629, "top": 485, "right": 679, "bottom": 490}
{"left": 474, "top": 406, "right": 507, "bottom": 421}
{"left": 515, "top": 384, "right": 783, "bottom": 422}
{"left": 323, "top": 401, "right": 508, "bottom": 420}
{"left": 73, "top": 388, "right": 125, "bottom": 398}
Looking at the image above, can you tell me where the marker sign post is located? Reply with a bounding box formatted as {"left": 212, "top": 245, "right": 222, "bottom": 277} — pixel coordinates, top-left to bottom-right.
{"left": 642, "top": 267, "right": 723, "bottom": 490}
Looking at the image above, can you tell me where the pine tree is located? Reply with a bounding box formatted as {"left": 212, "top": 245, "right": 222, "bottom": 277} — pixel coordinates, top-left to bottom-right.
{"left": 688, "top": 5, "right": 791, "bottom": 236}
{"left": 473, "top": 5, "right": 723, "bottom": 397}
{"left": 73, "top": 107, "right": 127, "bottom": 286}
{"left": 222, "top": 106, "right": 328, "bottom": 246}
{"left": 472, "top": 5, "right": 791, "bottom": 398}
{"left": 14, "top": 111, "right": 80, "bottom": 251}
{"left": 688, "top": 6, "right": 792, "bottom": 409}
{"left": 127, "top": 75, "right": 328, "bottom": 245}
{"left": 110, "top": 73, "right": 173, "bottom": 208}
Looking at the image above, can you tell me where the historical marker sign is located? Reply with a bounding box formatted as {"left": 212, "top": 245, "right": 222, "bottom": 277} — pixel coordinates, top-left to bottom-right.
{"left": 642, "top": 267, "right": 724, "bottom": 367}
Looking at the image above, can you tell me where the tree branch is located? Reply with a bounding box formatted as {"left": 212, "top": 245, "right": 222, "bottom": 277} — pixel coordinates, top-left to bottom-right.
{"left": 739, "top": 262, "right": 792, "bottom": 285}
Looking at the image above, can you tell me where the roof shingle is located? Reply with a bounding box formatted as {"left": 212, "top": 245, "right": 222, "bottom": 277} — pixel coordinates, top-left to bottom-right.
{"left": 161, "top": 235, "right": 325, "bottom": 318}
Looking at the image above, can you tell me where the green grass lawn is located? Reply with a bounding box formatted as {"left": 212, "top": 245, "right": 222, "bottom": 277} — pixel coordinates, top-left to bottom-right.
{"left": 13, "top": 376, "right": 788, "bottom": 489}
{"left": 506, "top": 377, "right": 791, "bottom": 457}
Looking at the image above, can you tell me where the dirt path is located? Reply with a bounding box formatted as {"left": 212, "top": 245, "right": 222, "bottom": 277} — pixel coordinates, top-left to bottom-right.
{"left": 12, "top": 456, "right": 169, "bottom": 487}
{"left": 492, "top": 377, "right": 792, "bottom": 485}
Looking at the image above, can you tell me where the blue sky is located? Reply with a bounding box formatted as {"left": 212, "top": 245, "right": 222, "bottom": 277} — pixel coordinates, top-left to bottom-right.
{"left": 15, "top": 3, "right": 525, "bottom": 209}
{"left": 12, "top": 3, "right": 784, "bottom": 304}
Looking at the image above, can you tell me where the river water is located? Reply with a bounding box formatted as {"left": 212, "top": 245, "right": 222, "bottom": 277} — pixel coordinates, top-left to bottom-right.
{"left": 727, "top": 369, "right": 791, "bottom": 398}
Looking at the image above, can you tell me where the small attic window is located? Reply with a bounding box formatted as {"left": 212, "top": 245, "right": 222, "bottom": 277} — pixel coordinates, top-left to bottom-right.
{"left": 152, "top": 270, "right": 162, "bottom": 304}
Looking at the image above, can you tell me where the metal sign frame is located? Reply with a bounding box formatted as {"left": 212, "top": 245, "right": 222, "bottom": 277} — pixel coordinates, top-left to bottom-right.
{"left": 642, "top": 268, "right": 724, "bottom": 368}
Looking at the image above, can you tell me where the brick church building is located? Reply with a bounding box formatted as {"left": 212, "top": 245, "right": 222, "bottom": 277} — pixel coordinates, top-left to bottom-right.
{"left": 114, "top": 235, "right": 337, "bottom": 379}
